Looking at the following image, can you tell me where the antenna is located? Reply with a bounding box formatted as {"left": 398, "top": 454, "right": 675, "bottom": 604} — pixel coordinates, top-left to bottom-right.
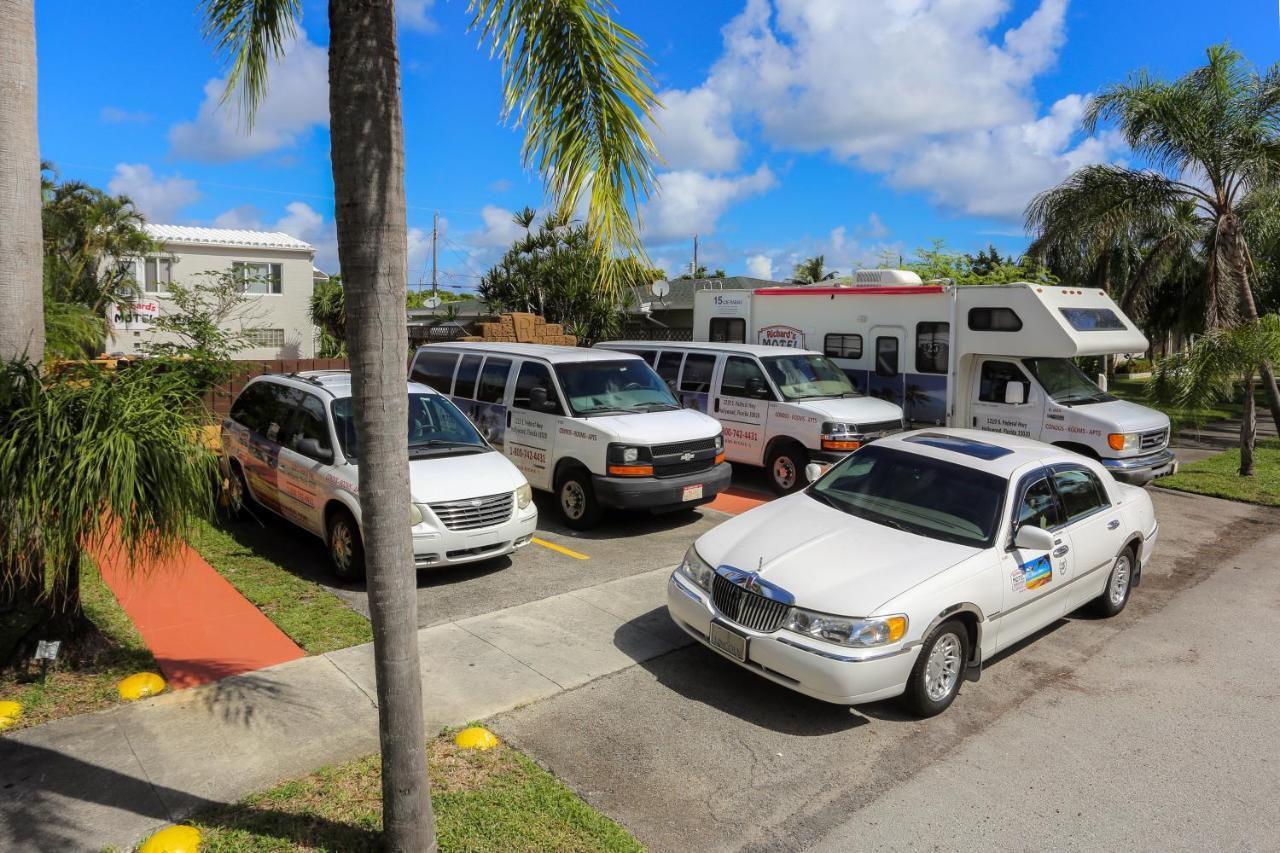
{"left": 651, "top": 279, "right": 670, "bottom": 299}
{"left": 431, "top": 211, "right": 438, "bottom": 299}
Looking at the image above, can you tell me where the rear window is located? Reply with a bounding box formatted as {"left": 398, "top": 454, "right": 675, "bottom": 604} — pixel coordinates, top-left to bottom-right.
{"left": 680, "top": 353, "right": 716, "bottom": 393}
{"left": 411, "top": 350, "right": 459, "bottom": 393}
{"left": 1060, "top": 307, "right": 1125, "bottom": 331}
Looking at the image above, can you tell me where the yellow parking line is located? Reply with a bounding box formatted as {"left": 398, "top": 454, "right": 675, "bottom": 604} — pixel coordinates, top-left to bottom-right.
{"left": 532, "top": 537, "right": 589, "bottom": 560}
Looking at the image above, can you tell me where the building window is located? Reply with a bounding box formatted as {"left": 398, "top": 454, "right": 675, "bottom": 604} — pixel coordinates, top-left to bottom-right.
{"left": 915, "top": 322, "right": 949, "bottom": 374}
{"left": 234, "top": 261, "right": 283, "bottom": 294}
{"left": 824, "top": 333, "right": 863, "bottom": 359}
{"left": 708, "top": 317, "right": 745, "bottom": 343}
{"left": 144, "top": 258, "right": 173, "bottom": 293}
{"left": 246, "top": 328, "right": 286, "bottom": 348}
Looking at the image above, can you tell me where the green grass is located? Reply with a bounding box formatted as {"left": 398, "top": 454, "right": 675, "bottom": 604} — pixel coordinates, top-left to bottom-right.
{"left": 0, "top": 558, "right": 158, "bottom": 731}
{"left": 190, "top": 522, "right": 373, "bottom": 655}
{"left": 187, "top": 732, "right": 643, "bottom": 852}
{"left": 1108, "top": 376, "right": 1242, "bottom": 435}
{"left": 1158, "top": 438, "right": 1280, "bottom": 508}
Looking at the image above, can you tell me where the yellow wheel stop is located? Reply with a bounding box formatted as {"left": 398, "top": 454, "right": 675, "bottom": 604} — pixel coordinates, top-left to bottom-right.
{"left": 0, "top": 700, "right": 22, "bottom": 730}
{"left": 454, "top": 726, "right": 499, "bottom": 750}
{"left": 118, "top": 672, "right": 167, "bottom": 701}
{"left": 139, "top": 824, "right": 201, "bottom": 853}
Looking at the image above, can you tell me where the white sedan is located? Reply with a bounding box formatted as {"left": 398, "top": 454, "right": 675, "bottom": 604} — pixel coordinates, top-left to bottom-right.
{"left": 667, "top": 428, "right": 1158, "bottom": 717}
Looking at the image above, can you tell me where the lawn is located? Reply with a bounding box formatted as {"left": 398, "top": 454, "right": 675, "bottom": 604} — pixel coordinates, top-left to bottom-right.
{"left": 190, "top": 522, "right": 373, "bottom": 655}
{"left": 188, "top": 732, "right": 643, "bottom": 853}
{"left": 1108, "top": 376, "right": 1241, "bottom": 435}
{"left": 0, "top": 558, "right": 157, "bottom": 732}
{"left": 1158, "top": 438, "right": 1280, "bottom": 508}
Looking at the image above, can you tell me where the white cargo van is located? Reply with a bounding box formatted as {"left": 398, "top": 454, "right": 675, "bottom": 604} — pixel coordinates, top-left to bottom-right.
{"left": 410, "top": 342, "right": 730, "bottom": 528}
{"left": 594, "top": 341, "right": 905, "bottom": 493}
{"left": 692, "top": 271, "right": 1177, "bottom": 484}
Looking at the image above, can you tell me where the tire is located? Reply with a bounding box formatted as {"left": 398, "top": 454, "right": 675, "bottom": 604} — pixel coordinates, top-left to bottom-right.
{"left": 1089, "top": 546, "right": 1135, "bottom": 617}
{"left": 901, "top": 619, "right": 970, "bottom": 718}
{"left": 556, "top": 468, "right": 603, "bottom": 530}
{"left": 326, "top": 507, "right": 366, "bottom": 582}
{"left": 226, "top": 462, "right": 255, "bottom": 520}
{"left": 767, "top": 442, "right": 809, "bottom": 495}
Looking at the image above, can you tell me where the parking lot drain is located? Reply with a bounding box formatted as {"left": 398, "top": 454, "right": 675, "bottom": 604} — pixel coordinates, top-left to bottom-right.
{"left": 118, "top": 672, "right": 167, "bottom": 701}
{"left": 0, "top": 700, "right": 22, "bottom": 730}
{"left": 455, "top": 726, "right": 500, "bottom": 750}
{"left": 139, "top": 824, "right": 201, "bottom": 853}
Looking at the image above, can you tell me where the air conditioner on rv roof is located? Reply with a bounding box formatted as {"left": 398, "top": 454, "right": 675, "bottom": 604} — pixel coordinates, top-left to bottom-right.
{"left": 852, "top": 269, "right": 924, "bottom": 286}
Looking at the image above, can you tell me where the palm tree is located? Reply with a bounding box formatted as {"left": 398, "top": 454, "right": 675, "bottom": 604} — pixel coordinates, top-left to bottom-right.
{"left": 200, "top": 1, "right": 658, "bottom": 847}
{"left": 792, "top": 254, "right": 837, "bottom": 283}
{"left": 1026, "top": 44, "right": 1280, "bottom": 426}
{"left": 0, "top": 0, "right": 44, "bottom": 362}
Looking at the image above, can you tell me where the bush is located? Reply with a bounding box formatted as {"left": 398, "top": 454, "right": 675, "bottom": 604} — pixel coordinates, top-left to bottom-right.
{"left": 1118, "top": 357, "right": 1153, "bottom": 374}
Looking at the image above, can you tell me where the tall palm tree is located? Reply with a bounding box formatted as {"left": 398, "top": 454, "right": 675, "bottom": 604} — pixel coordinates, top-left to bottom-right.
{"left": 0, "top": 0, "right": 44, "bottom": 363}
{"left": 200, "top": 1, "right": 658, "bottom": 848}
{"left": 1026, "top": 44, "right": 1280, "bottom": 426}
{"left": 792, "top": 254, "right": 837, "bottom": 283}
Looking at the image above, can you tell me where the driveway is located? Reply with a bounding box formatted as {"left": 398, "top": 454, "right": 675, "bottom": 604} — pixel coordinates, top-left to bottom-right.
{"left": 489, "top": 488, "right": 1280, "bottom": 852}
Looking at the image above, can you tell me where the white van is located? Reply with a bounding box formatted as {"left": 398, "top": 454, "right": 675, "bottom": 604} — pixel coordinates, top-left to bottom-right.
{"left": 692, "top": 271, "right": 1176, "bottom": 484}
{"left": 409, "top": 342, "right": 730, "bottom": 528}
{"left": 594, "top": 341, "right": 905, "bottom": 493}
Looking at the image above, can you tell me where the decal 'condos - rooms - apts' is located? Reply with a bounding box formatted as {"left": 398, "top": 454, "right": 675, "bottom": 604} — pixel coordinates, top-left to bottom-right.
{"left": 108, "top": 224, "right": 321, "bottom": 359}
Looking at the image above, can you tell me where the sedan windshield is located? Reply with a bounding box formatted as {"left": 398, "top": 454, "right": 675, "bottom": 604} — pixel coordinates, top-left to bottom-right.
{"left": 1022, "top": 357, "right": 1115, "bottom": 406}
{"left": 331, "top": 393, "right": 489, "bottom": 460}
{"left": 554, "top": 360, "right": 680, "bottom": 416}
{"left": 762, "top": 353, "right": 857, "bottom": 400}
{"left": 807, "top": 445, "right": 1006, "bottom": 546}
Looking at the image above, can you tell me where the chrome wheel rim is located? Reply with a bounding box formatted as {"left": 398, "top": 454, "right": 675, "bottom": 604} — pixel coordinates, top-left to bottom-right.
{"left": 561, "top": 481, "right": 586, "bottom": 520}
{"left": 773, "top": 456, "right": 797, "bottom": 490}
{"left": 924, "top": 633, "right": 962, "bottom": 702}
{"left": 1108, "top": 554, "right": 1131, "bottom": 606}
{"left": 331, "top": 521, "right": 353, "bottom": 572}
{"left": 228, "top": 470, "right": 245, "bottom": 508}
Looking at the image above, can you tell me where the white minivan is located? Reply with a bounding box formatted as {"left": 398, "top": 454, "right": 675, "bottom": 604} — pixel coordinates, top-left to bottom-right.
{"left": 410, "top": 342, "right": 731, "bottom": 528}
{"left": 595, "top": 341, "right": 905, "bottom": 493}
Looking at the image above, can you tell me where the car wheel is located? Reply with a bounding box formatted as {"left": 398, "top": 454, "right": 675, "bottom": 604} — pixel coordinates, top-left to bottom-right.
{"left": 767, "top": 443, "right": 809, "bottom": 495}
{"left": 327, "top": 507, "right": 366, "bottom": 582}
{"left": 1090, "top": 547, "right": 1135, "bottom": 617}
{"left": 557, "top": 468, "right": 602, "bottom": 530}
{"left": 901, "top": 619, "right": 970, "bottom": 718}
{"left": 226, "top": 463, "right": 255, "bottom": 520}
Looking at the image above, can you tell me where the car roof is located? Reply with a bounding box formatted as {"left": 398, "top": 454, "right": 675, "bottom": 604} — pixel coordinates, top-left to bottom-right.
{"left": 421, "top": 342, "right": 642, "bottom": 365}
{"left": 875, "top": 428, "right": 1084, "bottom": 480}
{"left": 597, "top": 340, "right": 822, "bottom": 358}
{"left": 249, "top": 370, "right": 436, "bottom": 399}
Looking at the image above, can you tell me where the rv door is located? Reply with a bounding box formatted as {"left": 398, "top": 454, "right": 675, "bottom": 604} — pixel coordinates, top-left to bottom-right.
{"left": 868, "top": 326, "right": 905, "bottom": 410}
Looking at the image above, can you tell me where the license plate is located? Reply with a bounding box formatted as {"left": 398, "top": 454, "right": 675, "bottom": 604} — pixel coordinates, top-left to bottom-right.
{"left": 708, "top": 622, "right": 747, "bottom": 661}
{"left": 682, "top": 484, "right": 704, "bottom": 501}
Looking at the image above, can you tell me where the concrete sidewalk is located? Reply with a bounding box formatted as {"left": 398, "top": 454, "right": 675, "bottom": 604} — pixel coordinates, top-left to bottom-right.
{"left": 0, "top": 567, "right": 689, "bottom": 851}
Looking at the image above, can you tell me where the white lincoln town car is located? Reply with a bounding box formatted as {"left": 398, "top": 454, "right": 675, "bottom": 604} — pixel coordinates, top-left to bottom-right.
{"left": 667, "top": 428, "right": 1158, "bottom": 716}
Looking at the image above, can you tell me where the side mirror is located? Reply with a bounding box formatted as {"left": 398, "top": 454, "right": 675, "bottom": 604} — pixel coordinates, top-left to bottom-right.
{"left": 1013, "top": 524, "right": 1054, "bottom": 552}
{"left": 804, "top": 462, "right": 824, "bottom": 484}
{"left": 296, "top": 437, "right": 333, "bottom": 463}
{"left": 1004, "top": 380, "right": 1027, "bottom": 405}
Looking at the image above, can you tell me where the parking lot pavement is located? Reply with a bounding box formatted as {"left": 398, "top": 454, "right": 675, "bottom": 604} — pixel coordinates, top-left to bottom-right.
{"left": 490, "top": 489, "right": 1280, "bottom": 853}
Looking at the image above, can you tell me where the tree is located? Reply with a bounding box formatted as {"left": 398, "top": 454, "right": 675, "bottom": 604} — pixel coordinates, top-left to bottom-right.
{"left": 310, "top": 274, "right": 347, "bottom": 357}
{"left": 891, "top": 240, "right": 1055, "bottom": 285}
{"left": 200, "top": 1, "right": 659, "bottom": 848}
{"left": 1026, "top": 44, "right": 1280, "bottom": 427}
{"left": 677, "top": 265, "right": 726, "bottom": 280}
{"left": 792, "top": 255, "right": 837, "bottom": 283}
{"left": 138, "top": 270, "right": 261, "bottom": 391}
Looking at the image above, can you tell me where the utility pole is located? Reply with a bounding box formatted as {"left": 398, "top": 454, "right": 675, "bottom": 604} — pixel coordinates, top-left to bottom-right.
{"left": 692, "top": 233, "right": 699, "bottom": 278}
{"left": 431, "top": 211, "right": 439, "bottom": 298}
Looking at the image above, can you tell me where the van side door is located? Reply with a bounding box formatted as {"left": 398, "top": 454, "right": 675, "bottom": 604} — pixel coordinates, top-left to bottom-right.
{"left": 507, "top": 360, "right": 562, "bottom": 490}
{"left": 715, "top": 354, "right": 773, "bottom": 465}
{"left": 677, "top": 352, "right": 716, "bottom": 413}
{"left": 466, "top": 356, "right": 512, "bottom": 453}
{"left": 970, "top": 358, "right": 1042, "bottom": 439}
{"left": 275, "top": 392, "right": 335, "bottom": 536}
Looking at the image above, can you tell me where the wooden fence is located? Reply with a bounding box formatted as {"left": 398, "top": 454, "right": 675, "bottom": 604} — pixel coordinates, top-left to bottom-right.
{"left": 203, "top": 358, "right": 350, "bottom": 419}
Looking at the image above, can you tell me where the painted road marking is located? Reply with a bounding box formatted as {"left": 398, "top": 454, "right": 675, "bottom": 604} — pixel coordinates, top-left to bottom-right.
{"left": 532, "top": 537, "right": 590, "bottom": 560}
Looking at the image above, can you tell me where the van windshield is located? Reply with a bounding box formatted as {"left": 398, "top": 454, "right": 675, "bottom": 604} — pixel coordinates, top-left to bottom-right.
{"left": 331, "top": 394, "right": 489, "bottom": 460}
{"left": 554, "top": 360, "right": 680, "bottom": 416}
{"left": 762, "top": 353, "right": 858, "bottom": 400}
{"left": 1022, "top": 358, "right": 1116, "bottom": 406}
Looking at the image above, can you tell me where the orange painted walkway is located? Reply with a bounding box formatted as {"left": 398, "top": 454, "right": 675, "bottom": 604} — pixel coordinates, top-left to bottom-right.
{"left": 96, "top": 538, "right": 305, "bottom": 689}
{"left": 707, "top": 485, "right": 773, "bottom": 516}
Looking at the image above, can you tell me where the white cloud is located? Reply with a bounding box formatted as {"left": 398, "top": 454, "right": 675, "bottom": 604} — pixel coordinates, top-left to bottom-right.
{"left": 489, "top": 178, "right": 513, "bottom": 193}
{"left": 650, "top": 86, "right": 744, "bottom": 171}
{"left": 746, "top": 253, "right": 773, "bottom": 279}
{"left": 864, "top": 212, "right": 888, "bottom": 239}
{"left": 467, "top": 205, "right": 527, "bottom": 248}
{"left": 100, "top": 106, "right": 151, "bottom": 124}
{"left": 169, "top": 35, "right": 329, "bottom": 162}
{"left": 213, "top": 201, "right": 340, "bottom": 272}
{"left": 642, "top": 164, "right": 776, "bottom": 242}
{"left": 399, "top": 0, "right": 438, "bottom": 33}
{"left": 107, "top": 163, "right": 200, "bottom": 222}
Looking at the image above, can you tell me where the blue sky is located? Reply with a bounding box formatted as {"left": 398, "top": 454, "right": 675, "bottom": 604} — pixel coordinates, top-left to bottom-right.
{"left": 35, "top": 0, "right": 1280, "bottom": 293}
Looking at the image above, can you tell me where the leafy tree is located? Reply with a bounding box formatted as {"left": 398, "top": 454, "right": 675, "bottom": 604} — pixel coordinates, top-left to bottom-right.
{"left": 890, "top": 240, "right": 1055, "bottom": 285}
{"left": 792, "top": 255, "right": 837, "bottom": 283}
{"left": 677, "top": 265, "right": 726, "bottom": 280}
{"left": 406, "top": 287, "right": 465, "bottom": 309}
{"left": 138, "top": 271, "right": 260, "bottom": 391}
{"left": 200, "top": 0, "right": 659, "bottom": 847}
{"left": 310, "top": 274, "right": 347, "bottom": 357}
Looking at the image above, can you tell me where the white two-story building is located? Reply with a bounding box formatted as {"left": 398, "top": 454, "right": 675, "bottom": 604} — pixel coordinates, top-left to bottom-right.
{"left": 108, "top": 224, "right": 320, "bottom": 359}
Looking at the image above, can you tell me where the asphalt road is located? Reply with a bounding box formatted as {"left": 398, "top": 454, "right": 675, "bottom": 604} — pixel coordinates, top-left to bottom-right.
{"left": 490, "top": 488, "right": 1280, "bottom": 853}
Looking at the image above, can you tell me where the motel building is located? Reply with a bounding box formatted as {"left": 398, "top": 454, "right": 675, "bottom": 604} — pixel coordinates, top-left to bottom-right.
{"left": 108, "top": 224, "right": 322, "bottom": 360}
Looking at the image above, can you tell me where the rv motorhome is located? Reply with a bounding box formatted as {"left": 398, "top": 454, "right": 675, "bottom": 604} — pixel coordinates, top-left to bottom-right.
{"left": 692, "top": 270, "right": 1176, "bottom": 484}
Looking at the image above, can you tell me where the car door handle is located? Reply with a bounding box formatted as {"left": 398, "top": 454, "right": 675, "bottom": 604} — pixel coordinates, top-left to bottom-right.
{"left": 1107, "top": 519, "right": 1120, "bottom": 530}
{"left": 1052, "top": 545, "right": 1070, "bottom": 558}
{"left": 713, "top": 398, "right": 720, "bottom": 412}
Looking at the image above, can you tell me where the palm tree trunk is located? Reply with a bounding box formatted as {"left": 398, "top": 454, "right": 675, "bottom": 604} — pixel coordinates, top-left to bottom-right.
{"left": 1240, "top": 371, "right": 1256, "bottom": 476}
{"left": 1222, "top": 214, "right": 1280, "bottom": 429}
{"left": 328, "top": 2, "right": 435, "bottom": 850}
{"left": 0, "top": 0, "right": 45, "bottom": 363}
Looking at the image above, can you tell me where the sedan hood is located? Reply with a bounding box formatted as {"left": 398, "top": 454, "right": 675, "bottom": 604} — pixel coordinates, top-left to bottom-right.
{"left": 407, "top": 450, "right": 525, "bottom": 503}
{"left": 583, "top": 407, "right": 722, "bottom": 446}
{"left": 695, "top": 492, "right": 980, "bottom": 616}
{"left": 795, "top": 396, "right": 904, "bottom": 428}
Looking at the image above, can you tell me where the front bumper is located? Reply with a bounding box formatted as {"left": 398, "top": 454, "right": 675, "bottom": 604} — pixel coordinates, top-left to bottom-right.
{"left": 1101, "top": 448, "right": 1178, "bottom": 485}
{"left": 410, "top": 506, "right": 537, "bottom": 569}
{"left": 666, "top": 571, "right": 919, "bottom": 705}
{"left": 593, "top": 462, "right": 732, "bottom": 511}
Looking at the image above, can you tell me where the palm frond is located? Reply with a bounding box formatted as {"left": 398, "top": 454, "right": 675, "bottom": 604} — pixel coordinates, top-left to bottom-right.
{"left": 199, "top": 0, "right": 302, "bottom": 125}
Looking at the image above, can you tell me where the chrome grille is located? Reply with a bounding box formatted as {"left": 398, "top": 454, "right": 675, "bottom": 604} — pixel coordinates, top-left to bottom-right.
{"left": 1140, "top": 428, "right": 1168, "bottom": 452}
{"left": 428, "top": 492, "right": 513, "bottom": 531}
{"left": 857, "top": 418, "right": 905, "bottom": 436}
{"left": 652, "top": 437, "right": 717, "bottom": 457}
{"left": 654, "top": 459, "right": 715, "bottom": 478}
{"left": 711, "top": 573, "right": 788, "bottom": 633}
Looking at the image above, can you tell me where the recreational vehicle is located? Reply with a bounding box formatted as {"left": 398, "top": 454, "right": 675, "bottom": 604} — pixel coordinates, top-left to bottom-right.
{"left": 692, "top": 271, "right": 1176, "bottom": 484}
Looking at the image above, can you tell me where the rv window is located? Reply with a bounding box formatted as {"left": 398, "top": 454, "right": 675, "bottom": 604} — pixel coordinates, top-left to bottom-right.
{"left": 721, "top": 356, "right": 775, "bottom": 400}
{"left": 476, "top": 358, "right": 511, "bottom": 403}
{"left": 680, "top": 353, "right": 717, "bottom": 393}
{"left": 411, "top": 350, "right": 459, "bottom": 394}
{"left": 513, "top": 361, "right": 563, "bottom": 415}
{"left": 655, "top": 351, "right": 683, "bottom": 387}
{"left": 454, "top": 354, "right": 482, "bottom": 398}
{"left": 915, "top": 322, "right": 949, "bottom": 374}
{"left": 1059, "top": 307, "right": 1126, "bottom": 331}
{"left": 875, "top": 337, "right": 899, "bottom": 377}
{"left": 968, "top": 307, "right": 1023, "bottom": 332}
{"left": 709, "top": 317, "right": 746, "bottom": 343}
{"left": 978, "top": 361, "right": 1030, "bottom": 404}
{"left": 824, "top": 333, "right": 863, "bottom": 359}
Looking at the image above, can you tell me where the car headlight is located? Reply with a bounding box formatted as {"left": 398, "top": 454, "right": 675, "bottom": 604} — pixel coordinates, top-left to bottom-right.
{"left": 676, "top": 545, "right": 715, "bottom": 591}
{"left": 714, "top": 432, "right": 724, "bottom": 451}
{"left": 622, "top": 447, "right": 640, "bottom": 463}
{"left": 1108, "top": 432, "right": 1140, "bottom": 451}
{"left": 409, "top": 503, "right": 424, "bottom": 526}
{"left": 820, "top": 421, "right": 852, "bottom": 436}
{"left": 784, "top": 608, "right": 908, "bottom": 648}
{"left": 516, "top": 482, "right": 533, "bottom": 509}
